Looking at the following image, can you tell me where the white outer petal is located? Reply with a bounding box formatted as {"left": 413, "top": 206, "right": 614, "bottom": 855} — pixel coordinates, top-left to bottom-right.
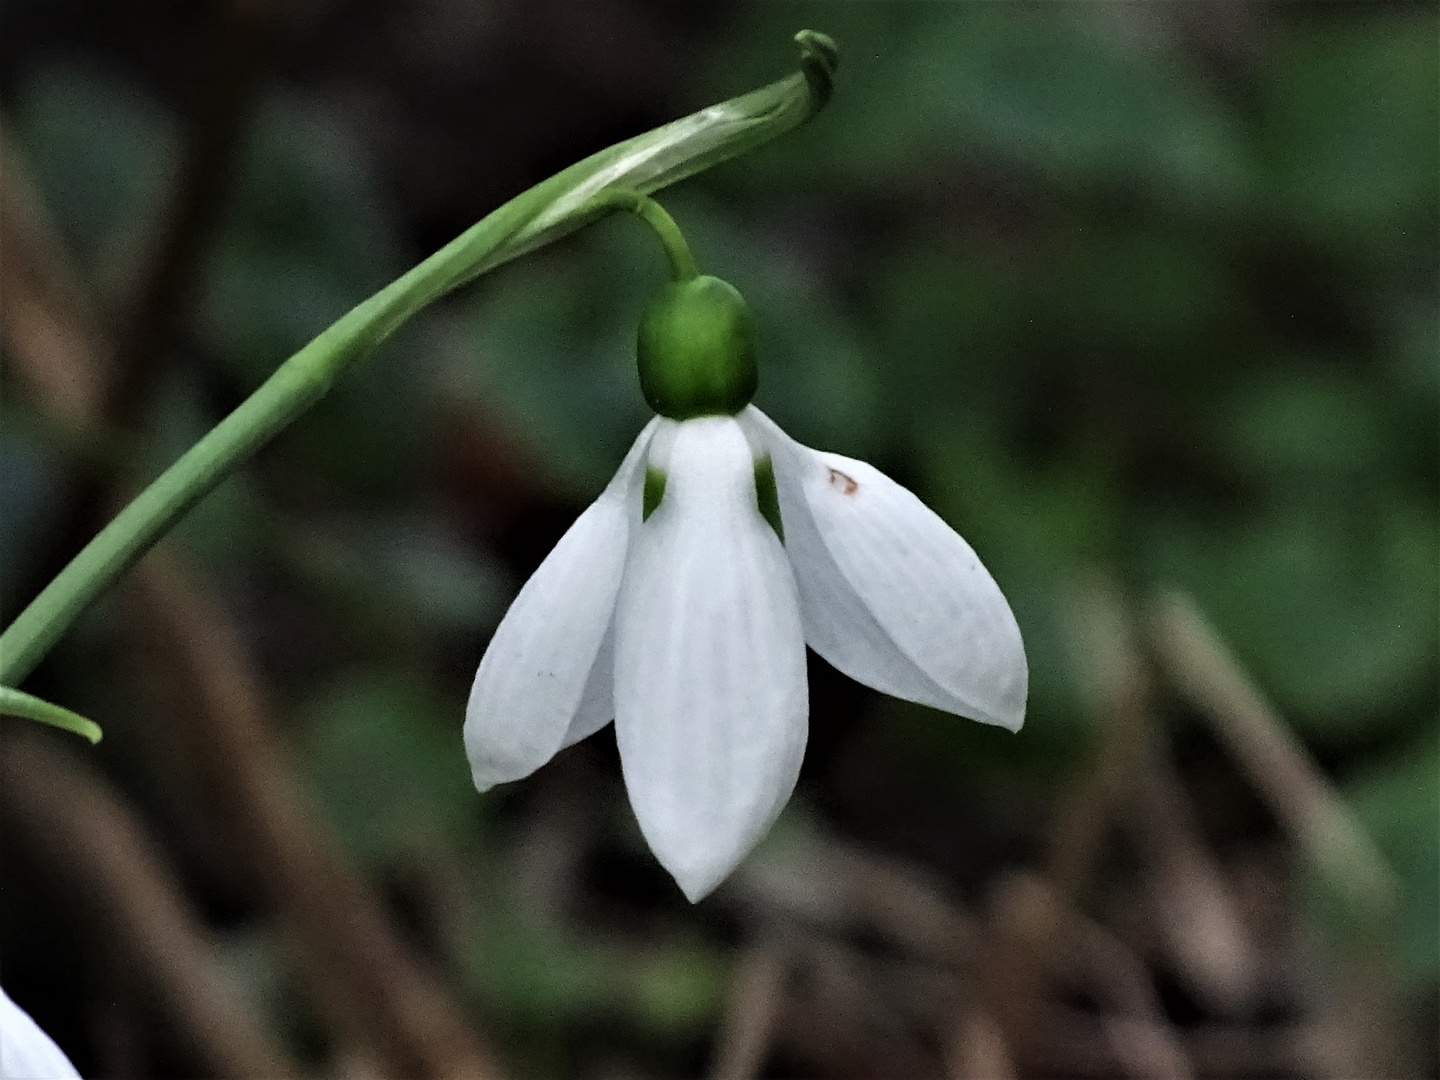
{"left": 464, "top": 420, "right": 655, "bottom": 791}
{"left": 560, "top": 620, "right": 614, "bottom": 750}
{"left": 614, "top": 417, "right": 808, "bottom": 902}
{"left": 743, "top": 407, "right": 1027, "bottom": 731}
{"left": 1, "top": 986, "right": 80, "bottom": 1080}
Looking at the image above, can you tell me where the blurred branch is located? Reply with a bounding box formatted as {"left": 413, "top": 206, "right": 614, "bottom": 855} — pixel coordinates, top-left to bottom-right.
{"left": 1129, "top": 750, "right": 1257, "bottom": 1015}
{"left": 979, "top": 872, "right": 1194, "bottom": 1080}
{"left": 1184, "top": 1022, "right": 1345, "bottom": 1078}
{"left": 945, "top": 1006, "right": 1015, "bottom": 1080}
{"left": 0, "top": 133, "right": 111, "bottom": 428}
{"left": 734, "top": 838, "right": 977, "bottom": 967}
{"left": 1046, "top": 574, "right": 1155, "bottom": 897}
{"left": 975, "top": 575, "right": 1156, "bottom": 1065}
{"left": 774, "top": 934, "right": 941, "bottom": 1078}
{"left": 129, "top": 551, "right": 500, "bottom": 1080}
{"left": 1147, "top": 589, "right": 1398, "bottom": 920}
{"left": 731, "top": 832, "right": 977, "bottom": 1076}
{"left": 709, "top": 931, "right": 791, "bottom": 1080}
{"left": 0, "top": 732, "right": 301, "bottom": 1079}
{"left": 106, "top": 0, "right": 274, "bottom": 422}
{"left": 1059, "top": 893, "right": 1190, "bottom": 1080}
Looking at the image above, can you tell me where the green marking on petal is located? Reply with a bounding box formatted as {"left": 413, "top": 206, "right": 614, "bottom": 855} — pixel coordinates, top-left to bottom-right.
{"left": 0, "top": 686, "right": 103, "bottom": 744}
{"left": 643, "top": 466, "right": 667, "bottom": 521}
{"left": 753, "top": 456, "right": 784, "bottom": 542}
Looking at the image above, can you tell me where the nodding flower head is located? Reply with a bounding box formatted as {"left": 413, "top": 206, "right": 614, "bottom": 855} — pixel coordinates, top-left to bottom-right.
{"left": 464, "top": 202, "right": 1026, "bottom": 901}
{"left": 464, "top": 402, "right": 1027, "bottom": 900}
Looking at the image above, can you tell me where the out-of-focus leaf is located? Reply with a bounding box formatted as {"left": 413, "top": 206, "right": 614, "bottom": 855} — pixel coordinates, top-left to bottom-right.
{"left": 284, "top": 515, "right": 510, "bottom": 637}
{"left": 1215, "top": 369, "right": 1397, "bottom": 484}
{"left": 0, "top": 416, "right": 65, "bottom": 600}
{"left": 10, "top": 63, "right": 177, "bottom": 282}
{"left": 872, "top": 250, "right": 1022, "bottom": 410}
{"left": 199, "top": 92, "right": 422, "bottom": 493}
{"left": 1390, "top": 301, "right": 1440, "bottom": 409}
{"left": 300, "top": 672, "right": 478, "bottom": 865}
{"left": 715, "top": 4, "right": 1246, "bottom": 203}
{"left": 1145, "top": 498, "right": 1438, "bottom": 741}
{"left": 467, "top": 903, "right": 724, "bottom": 1039}
{"left": 1042, "top": 228, "right": 1235, "bottom": 357}
{"left": 1259, "top": 17, "right": 1440, "bottom": 256}
{"left": 904, "top": 7, "right": 1244, "bottom": 199}
{"left": 1340, "top": 733, "right": 1440, "bottom": 985}
{"left": 459, "top": 239, "right": 652, "bottom": 495}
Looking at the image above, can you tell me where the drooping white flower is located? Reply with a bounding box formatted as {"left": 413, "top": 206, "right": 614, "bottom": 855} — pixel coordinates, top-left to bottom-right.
{"left": 1, "top": 986, "right": 80, "bottom": 1080}
{"left": 466, "top": 259, "right": 1025, "bottom": 901}
{"left": 465, "top": 400, "right": 1026, "bottom": 900}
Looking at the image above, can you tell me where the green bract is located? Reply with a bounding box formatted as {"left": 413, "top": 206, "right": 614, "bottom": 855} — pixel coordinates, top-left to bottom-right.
{"left": 637, "top": 276, "right": 759, "bottom": 420}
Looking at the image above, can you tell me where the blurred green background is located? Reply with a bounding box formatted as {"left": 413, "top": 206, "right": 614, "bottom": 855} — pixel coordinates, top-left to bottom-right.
{"left": 1, "top": 2, "right": 1435, "bottom": 1078}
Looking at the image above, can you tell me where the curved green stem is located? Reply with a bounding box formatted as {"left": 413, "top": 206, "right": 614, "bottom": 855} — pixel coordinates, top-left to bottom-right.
{"left": 0, "top": 30, "right": 838, "bottom": 688}
{"left": 590, "top": 189, "right": 699, "bottom": 281}
{"left": 0, "top": 687, "right": 103, "bottom": 743}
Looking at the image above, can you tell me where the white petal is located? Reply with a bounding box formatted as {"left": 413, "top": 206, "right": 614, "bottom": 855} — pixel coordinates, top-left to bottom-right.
{"left": 464, "top": 420, "right": 655, "bottom": 791}
{"left": 613, "top": 417, "right": 808, "bottom": 902}
{"left": 1, "top": 986, "right": 80, "bottom": 1080}
{"left": 560, "top": 620, "right": 614, "bottom": 750}
{"left": 743, "top": 407, "right": 1027, "bottom": 731}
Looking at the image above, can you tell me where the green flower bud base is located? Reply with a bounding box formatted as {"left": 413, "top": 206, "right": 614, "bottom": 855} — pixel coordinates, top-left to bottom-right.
{"left": 637, "top": 276, "right": 758, "bottom": 420}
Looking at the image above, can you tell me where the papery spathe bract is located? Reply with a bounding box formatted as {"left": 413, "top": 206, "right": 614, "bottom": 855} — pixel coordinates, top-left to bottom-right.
{"left": 464, "top": 405, "right": 1026, "bottom": 901}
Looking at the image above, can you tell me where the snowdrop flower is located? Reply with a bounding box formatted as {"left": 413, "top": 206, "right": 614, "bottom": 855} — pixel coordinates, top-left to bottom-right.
{"left": 1, "top": 986, "right": 79, "bottom": 1080}
{"left": 465, "top": 215, "right": 1026, "bottom": 901}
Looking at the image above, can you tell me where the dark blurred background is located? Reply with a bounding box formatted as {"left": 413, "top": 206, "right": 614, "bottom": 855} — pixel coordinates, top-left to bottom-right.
{"left": 1, "top": 2, "right": 1435, "bottom": 1078}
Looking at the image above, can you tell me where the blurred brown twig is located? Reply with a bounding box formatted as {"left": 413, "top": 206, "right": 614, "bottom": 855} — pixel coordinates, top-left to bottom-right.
{"left": 0, "top": 731, "right": 301, "bottom": 1078}
{"left": 1147, "top": 588, "right": 1398, "bottom": 921}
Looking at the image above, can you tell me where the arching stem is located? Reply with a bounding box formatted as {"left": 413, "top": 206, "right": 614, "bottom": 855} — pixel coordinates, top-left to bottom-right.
{"left": 591, "top": 189, "right": 700, "bottom": 282}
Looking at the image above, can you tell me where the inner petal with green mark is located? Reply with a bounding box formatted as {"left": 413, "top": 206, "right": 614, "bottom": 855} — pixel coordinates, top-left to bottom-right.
{"left": 642, "top": 467, "right": 667, "bottom": 521}
{"left": 753, "top": 456, "right": 784, "bottom": 541}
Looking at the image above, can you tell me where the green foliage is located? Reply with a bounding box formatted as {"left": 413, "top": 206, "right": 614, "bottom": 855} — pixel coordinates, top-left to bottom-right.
{"left": 1260, "top": 18, "right": 1440, "bottom": 254}
{"left": 1343, "top": 732, "right": 1440, "bottom": 985}
{"left": 199, "top": 94, "right": 423, "bottom": 494}
{"left": 1306, "top": 731, "right": 1440, "bottom": 988}
{"left": 460, "top": 244, "right": 656, "bottom": 492}
{"left": 467, "top": 907, "right": 725, "bottom": 1038}
{"left": 11, "top": 63, "right": 177, "bottom": 281}
{"left": 300, "top": 671, "right": 480, "bottom": 865}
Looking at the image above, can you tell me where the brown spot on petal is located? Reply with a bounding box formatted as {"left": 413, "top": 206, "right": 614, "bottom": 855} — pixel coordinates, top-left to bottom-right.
{"left": 828, "top": 467, "right": 859, "bottom": 495}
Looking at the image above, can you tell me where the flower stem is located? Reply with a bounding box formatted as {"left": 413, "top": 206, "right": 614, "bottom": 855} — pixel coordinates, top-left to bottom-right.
{"left": 0, "top": 30, "right": 838, "bottom": 689}
{"left": 591, "top": 190, "right": 699, "bottom": 282}
{"left": 0, "top": 687, "right": 103, "bottom": 743}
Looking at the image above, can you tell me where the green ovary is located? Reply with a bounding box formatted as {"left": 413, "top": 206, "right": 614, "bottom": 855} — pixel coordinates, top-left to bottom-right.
{"left": 636, "top": 276, "right": 758, "bottom": 420}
